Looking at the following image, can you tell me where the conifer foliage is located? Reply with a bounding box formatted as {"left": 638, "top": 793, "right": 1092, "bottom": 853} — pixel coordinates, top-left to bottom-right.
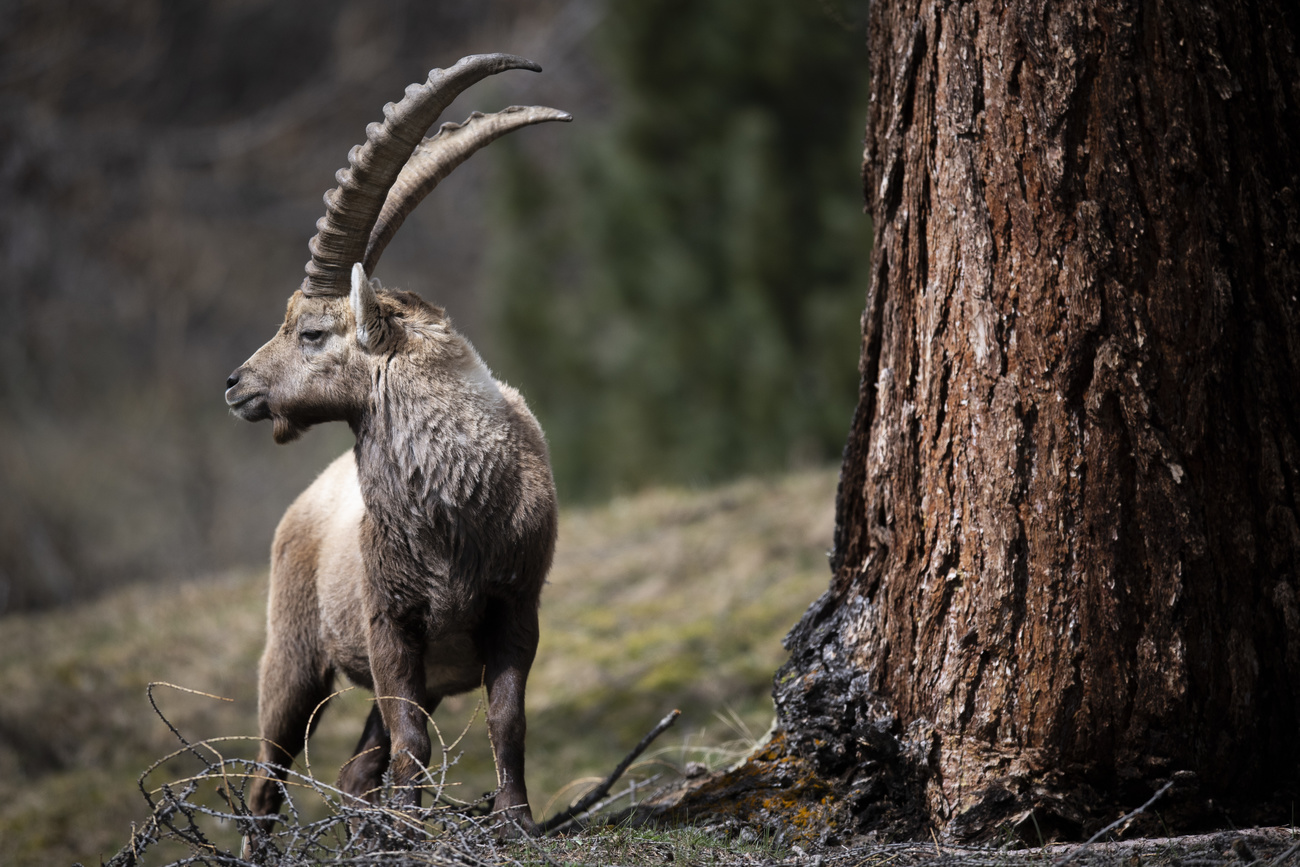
{"left": 487, "top": 0, "right": 872, "bottom": 499}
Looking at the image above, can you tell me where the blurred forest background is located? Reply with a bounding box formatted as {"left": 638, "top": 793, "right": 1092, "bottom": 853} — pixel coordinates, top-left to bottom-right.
{"left": 0, "top": 0, "right": 871, "bottom": 614}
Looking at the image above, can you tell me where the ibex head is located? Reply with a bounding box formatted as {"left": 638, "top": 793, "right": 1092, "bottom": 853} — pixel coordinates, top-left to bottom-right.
{"left": 225, "top": 54, "right": 570, "bottom": 443}
{"left": 224, "top": 265, "right": 421, "bottom": 443}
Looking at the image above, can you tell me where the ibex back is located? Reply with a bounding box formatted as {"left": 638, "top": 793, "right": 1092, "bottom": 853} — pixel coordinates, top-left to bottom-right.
{"left": 223, "top": 55, "right": 568, "bottom": 836}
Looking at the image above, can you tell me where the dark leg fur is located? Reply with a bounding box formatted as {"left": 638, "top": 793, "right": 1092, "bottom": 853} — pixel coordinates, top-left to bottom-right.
{"left": 479, "top": 598, "right": 540, "bottom": 835}
{"left": 337, "top": 704, "right": 391, "bottom": 805}
{"left": 338, "top": 694, "right": 445, "bottom": 805}
{"left": 367, "top": 614, "right": 432, "bottom": 809}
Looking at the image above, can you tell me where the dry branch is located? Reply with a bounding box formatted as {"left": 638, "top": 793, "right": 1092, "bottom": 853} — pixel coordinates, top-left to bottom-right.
{"left": 1054, "top": 780, "right": 1174, "bottom": 866}
{"left": 103, "top": 690, "right": 693, "bottom": 865}
{"left": 542, "top": 708, "right": 681, "bottom": 835}
{"left": 99, "top": 683, "right": 542, "bottom": 866}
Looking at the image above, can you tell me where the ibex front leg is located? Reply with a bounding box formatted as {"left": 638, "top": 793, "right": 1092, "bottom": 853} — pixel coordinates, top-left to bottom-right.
{"left": 479, "top": 597, "right": 540, "bottom": 835}
{"left": 366, "top": 612, "right": 431, "bottom": 812}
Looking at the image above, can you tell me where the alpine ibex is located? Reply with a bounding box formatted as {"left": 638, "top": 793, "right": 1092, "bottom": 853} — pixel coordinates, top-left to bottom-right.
{"left": 223, "top": 55, "right": 568, "bottom": 835}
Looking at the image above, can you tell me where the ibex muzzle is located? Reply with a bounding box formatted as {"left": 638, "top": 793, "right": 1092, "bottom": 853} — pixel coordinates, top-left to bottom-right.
{"left": 225, "top": 55, "right": 568, "bottom": 838}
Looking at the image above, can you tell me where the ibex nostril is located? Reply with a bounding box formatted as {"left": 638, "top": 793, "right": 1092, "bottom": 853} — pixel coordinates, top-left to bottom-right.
{"left": 226, "top": 372, "right": 240, "bottom": 390}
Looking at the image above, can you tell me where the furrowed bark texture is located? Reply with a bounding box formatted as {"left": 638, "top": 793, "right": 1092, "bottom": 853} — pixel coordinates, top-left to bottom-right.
{"left": 770, "top": 0, "right": 1300, "bottom": 841}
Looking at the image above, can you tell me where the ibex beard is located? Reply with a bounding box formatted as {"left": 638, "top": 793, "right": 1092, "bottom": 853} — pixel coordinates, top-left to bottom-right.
{"left": 224, "top": 54, "right": 566, "bottom": 839}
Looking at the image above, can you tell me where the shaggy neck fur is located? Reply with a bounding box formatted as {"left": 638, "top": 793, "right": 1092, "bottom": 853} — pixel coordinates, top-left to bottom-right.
{"left": 350, "top": 306, "right": 526, "bottom": 621}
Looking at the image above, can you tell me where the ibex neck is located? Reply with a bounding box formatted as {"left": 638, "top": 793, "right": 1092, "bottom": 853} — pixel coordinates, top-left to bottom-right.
{"left": 352, "top": 353, "right": 512, "bottom": 532}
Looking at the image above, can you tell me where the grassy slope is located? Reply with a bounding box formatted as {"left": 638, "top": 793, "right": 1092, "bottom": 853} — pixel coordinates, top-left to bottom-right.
{"left": 0, "top": 467, "right": 837, "bottom": 866}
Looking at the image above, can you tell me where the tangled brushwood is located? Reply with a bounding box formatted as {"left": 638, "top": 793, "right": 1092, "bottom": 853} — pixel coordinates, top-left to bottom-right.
{"left": 94, "top": 685, "right": 681, "bottom": 867}
{"left": 103, "top": 757, "right": 523, "bottom": 867}
{"left": 98, "top": 684, "right": 538, "bottom": 866}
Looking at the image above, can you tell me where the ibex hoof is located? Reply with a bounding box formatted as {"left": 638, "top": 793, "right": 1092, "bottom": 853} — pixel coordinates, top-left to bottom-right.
{"left": 495, "top": 812, "right": 540, "bottom": 839}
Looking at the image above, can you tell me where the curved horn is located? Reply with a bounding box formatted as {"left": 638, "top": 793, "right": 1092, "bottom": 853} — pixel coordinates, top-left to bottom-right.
{"left": 363, "top": 105, "right": 572, "bottom": 274}
{"left": 302, "top": 54, "right": 544, "bottom": 297}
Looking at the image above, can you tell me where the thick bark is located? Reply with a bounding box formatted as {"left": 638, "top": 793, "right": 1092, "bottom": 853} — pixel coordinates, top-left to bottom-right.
{"left": 663, "top": 0, "right": 1300, "bottom": 845}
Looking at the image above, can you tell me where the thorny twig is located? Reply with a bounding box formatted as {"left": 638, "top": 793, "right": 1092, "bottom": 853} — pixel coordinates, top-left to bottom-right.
{"left": 99, "top": 686, "right": 682, "bottom": 866}
{"left": 100, "top": 684, "right": 524, "bottom": 866}
{"left": 1054, "top": 780, "right": 1174, "bottom": 866}
{"left": 1269, "top": 838, "right": 1300, "bottom": 866}
{"left": 538, "top": 708, "right": 681, "bottom": 835}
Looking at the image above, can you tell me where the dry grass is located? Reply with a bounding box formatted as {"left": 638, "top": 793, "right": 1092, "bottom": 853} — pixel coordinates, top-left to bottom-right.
{"left": 0, "top": 466, "right": 839, "bottom": 866}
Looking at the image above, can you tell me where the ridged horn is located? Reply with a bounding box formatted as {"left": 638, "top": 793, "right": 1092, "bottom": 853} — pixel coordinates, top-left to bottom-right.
{"left": 301, "top": 54, "right": 545, "bottom": 297}
{"left": 363, "top": 105, "right": 573, "bottom": 275}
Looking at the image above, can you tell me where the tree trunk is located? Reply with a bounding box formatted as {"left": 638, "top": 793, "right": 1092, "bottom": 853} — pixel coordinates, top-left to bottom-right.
{"left": 659, "top": 0, "right": 1300, "bottom": 845}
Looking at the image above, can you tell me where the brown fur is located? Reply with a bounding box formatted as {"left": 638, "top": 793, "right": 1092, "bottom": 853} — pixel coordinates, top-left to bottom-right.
{"left": 225, "top": 275, "right": 557, "bottom": 834}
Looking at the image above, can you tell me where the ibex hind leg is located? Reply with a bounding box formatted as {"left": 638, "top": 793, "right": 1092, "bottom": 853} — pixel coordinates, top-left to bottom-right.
{"left": 246, "top": 647, "right": 333, "bottom": 829}
{"left": 479, "top": 597, "right": 540, "bottom": 837}
{"left": 337, "top": 693, "right": 444, "bottom": 805}
{"left": 241, "top": 653, "right": 332, "bottom": 861}
{"left": 337, "top": 704, "right": 391, "bottom": 808}
{"left": 338, "top": 695, "right": 442, "bottom": 843}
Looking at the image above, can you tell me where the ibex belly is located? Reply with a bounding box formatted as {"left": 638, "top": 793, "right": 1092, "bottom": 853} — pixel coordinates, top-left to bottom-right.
{"left": 326, "top": 618, "right": 487, "bottom": 697}
{"left": 422, "top": 629, "right": 489, "bottom": 696}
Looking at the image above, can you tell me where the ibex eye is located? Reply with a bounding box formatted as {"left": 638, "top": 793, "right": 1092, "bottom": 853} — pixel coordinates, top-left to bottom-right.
{"left": 300, "top": 329, "right": 325, "bottom": 342}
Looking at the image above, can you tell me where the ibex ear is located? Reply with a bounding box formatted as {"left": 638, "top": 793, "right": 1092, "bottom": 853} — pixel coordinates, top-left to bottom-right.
{"left": 350, "top": 263, "right": 393, "bottom": 351}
